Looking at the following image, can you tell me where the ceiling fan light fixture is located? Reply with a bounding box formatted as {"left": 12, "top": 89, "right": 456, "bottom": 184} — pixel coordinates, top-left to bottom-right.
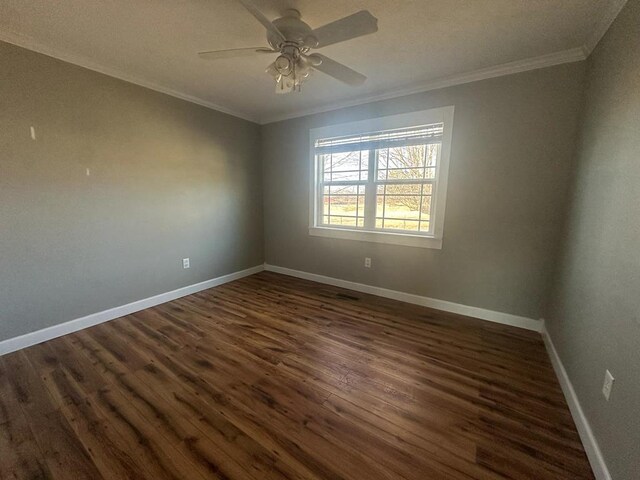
{"left": 199, "top": 0, "right": 378, "bottom": 94}
{"left": 274, "top": 55, "right": 293, "bottom": 75}
{"left": 306, "top": 54, "right": 323, "bottom": 67}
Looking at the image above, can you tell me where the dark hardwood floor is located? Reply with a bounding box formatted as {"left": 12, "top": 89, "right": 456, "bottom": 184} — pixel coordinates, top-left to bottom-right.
{"left": 0, "top": 271, "right": 593, "bottom": 479}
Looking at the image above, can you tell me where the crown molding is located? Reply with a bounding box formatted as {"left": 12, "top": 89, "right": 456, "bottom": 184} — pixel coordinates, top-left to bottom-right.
{"left": 258, "top": 47, "right": 587, "bottom": 124}
{"left": 0, "top": 29, "right": 260, "bottom": 124}
{"left": 583, "top": 0, "right": 628, "bottom": 56}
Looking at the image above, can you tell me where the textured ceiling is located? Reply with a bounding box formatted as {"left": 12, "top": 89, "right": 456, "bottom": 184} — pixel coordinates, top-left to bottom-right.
{"left": 0, "top": 0, "right": 623, "bottom": 123}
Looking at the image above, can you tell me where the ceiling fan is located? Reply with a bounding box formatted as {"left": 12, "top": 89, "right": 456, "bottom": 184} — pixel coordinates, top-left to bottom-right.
{"left": 198, "top": 0, "right": 378, "bottom": 94}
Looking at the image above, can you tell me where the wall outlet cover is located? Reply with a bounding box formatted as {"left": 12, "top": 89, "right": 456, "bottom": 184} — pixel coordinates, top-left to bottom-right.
{"left": 602, "top": 370, "right": 614, "bottom": 401}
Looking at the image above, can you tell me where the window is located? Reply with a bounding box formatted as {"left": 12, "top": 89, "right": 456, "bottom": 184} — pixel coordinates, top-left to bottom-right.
{"left": 309, "top": 107, "right": 454, "bottom": 249}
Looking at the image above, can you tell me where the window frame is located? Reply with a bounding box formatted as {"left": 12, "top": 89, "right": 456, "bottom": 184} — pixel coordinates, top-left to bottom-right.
{"left": 309, "top": 106, "right": 454, "bottom": 249}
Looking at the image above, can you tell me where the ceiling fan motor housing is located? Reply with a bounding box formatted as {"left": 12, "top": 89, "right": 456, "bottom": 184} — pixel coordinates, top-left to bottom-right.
{"left": 268, "top": 9, "right": 318, "bottom": 50}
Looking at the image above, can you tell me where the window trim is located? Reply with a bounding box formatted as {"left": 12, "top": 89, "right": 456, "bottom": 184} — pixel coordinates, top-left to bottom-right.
{"left": 308, "top": 106, "right": 454, "bottom": 249}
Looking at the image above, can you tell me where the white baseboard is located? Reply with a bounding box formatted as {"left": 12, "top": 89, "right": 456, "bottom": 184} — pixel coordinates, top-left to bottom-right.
{"left": 541, "top": 324, "right": 611, "bottom": 480}
{"left": 0, "top": 264, "right": 264, "bottom": 356}
{"left": 264, "top": 264, "right": 541, "bottom": 331}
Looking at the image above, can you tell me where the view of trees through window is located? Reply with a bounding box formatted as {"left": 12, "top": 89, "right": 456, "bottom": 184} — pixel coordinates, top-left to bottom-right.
{"left": 319, "top": 135, "right": 441, "bottom": 233}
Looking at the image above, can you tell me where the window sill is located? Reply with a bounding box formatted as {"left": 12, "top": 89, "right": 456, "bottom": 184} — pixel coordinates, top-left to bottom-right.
{"left": 308, "top": 226, "right": 443, "bottom": 249}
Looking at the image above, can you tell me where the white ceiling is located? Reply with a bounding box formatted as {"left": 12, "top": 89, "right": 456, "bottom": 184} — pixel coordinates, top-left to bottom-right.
{"left": 0, "top": 0, "right": 626, "bottom": 123}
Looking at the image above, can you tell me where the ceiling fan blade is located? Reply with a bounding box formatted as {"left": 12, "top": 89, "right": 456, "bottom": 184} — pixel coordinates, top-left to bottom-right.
{"left": 198, "top": 47, "right": 276, "bottom": 60}
{"left": 309, "top": 54, "right": 366, "bottom": 86}
{"left": 238, "top": 0, "right": 286, "bottom": 43}
{"left": 312, "top": 10, "right": 378, "bottom": 48}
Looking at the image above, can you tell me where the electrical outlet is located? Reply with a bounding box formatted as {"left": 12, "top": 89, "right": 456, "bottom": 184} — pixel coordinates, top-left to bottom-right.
{"left": 602, "top": 370, "right": 614, "bottom": 401}
{"left": 364, "top": 257, "right": 372, "bottom": 268}
{"left": 182, "top": 258, "right": 190, "bottom": 269}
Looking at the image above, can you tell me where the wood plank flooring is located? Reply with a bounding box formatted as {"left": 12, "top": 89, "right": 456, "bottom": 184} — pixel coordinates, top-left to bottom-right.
{"left": 0, "top": 271, "right": 594, "bottom": 479}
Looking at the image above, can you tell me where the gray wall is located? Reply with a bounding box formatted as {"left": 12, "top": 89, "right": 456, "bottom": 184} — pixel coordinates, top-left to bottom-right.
{"left": 262, "top": 62, "right": 585, "bottom": 320}
{"left": 0, "top": 41, "right": 263, "bottom": 342}
{"left": 546, "top": 1, "right": 640, "bottom": 478}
